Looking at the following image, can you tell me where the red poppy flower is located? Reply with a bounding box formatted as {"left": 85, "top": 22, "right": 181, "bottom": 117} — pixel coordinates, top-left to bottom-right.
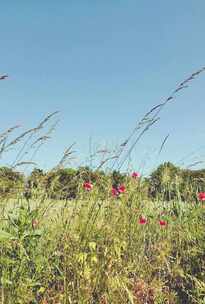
{"left": 139, "top": 216, "right": 147, "bottom": 225}
{"left": 159, "top": 220, "right": 167, "bottom": 226}
{"left": 83, "top": 182, "right": 93, "bottom": 191}
{"left": 198, "top": 192, "right": 205, "bottom": 201}
{"left": 112, "top": 187, "right": 119, "bottom": 197}
{"left": 131, "top": 171, "right": 140, "bottom": 178}
{"left": 118, "top": 184, "right": 126, "bottom": 193}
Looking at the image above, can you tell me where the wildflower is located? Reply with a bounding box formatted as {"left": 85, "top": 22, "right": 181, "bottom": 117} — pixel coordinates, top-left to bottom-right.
{"left": 139, "top": 216, "right": 147, "bottom": 225}
{"left": 32, "top": 219, "right": 39, "bottom": 229}
{"left": 198, "top": 192, "right": 205, "bottom": 201}
{"left": 83, "top": 181, "right": 93, "bottom": 191}
{"left": 111, "top": 184, "right": 126, "bottom": 198}
{"left": 118, "top": 184, "right": 126, "bottom": 193}
{"left": 132, "top": 171, "right": 140, "bottom": 178}
{"left": 112, "top": 187, "right": 119, "bottom": 197}
{"left": 159, "top": 219, "right": 167, "bottom": 226}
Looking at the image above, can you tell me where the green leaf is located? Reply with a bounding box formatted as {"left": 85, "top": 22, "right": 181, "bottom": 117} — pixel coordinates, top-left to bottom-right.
{"left": 0, "top": 230, "right": 13, "bottom": 242}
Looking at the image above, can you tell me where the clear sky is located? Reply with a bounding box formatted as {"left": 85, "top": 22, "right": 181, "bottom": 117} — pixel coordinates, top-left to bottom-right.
{"left": 0, "top": 1, "right": 205, "bottom": 173}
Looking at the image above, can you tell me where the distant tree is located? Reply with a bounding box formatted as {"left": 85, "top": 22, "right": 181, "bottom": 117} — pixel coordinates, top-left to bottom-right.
{"left": 44, "top": 168, "right": 78, "bottom": 199}
{"left": 29, "top": 168, "right": 45, "bottom": 188}
{"left": 0, "top": 166, "right": 24, "bottom": 198}
{"left": 149, "top": 162, "right": 183, "bottom": 200}
{"left": 148, "top": 162, "right": 205, "bottom": 201}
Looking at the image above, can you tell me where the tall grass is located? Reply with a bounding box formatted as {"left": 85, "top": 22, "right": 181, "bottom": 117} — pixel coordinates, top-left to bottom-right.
{"left": 0, "top": 179, "right": 205, "bottom": 303}
{"left": 0, "top": 69, "right": 205, "bottom": 303}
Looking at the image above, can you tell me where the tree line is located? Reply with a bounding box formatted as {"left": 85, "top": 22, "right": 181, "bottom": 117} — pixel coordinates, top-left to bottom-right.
{"left": 1, "top": 162, "right": 205, "bottom": 202}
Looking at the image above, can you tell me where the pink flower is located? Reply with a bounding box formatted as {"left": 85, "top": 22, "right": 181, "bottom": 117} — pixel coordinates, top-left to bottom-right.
{"left": 139, "top": 216, "right": 147, "bottom": 225}
{"left": 83, "top": 182, "right": 93, "bottom": 191}
{"left": 198, "top": 192, "right": 205, "bottom": 201}
{"left": 159, "top": 220, "right": 167, "bottom": 226}
{"left": 111, "top": 184, "right": 126, "bottom": 197}
{"left": 131, "top": 172, "right": 140, "bottom": 178}
{"left": 112, "top": 187, "right": 119, "bottom": 197}
{"left": 118, "top": 184, "right": 126, "bottom": 193}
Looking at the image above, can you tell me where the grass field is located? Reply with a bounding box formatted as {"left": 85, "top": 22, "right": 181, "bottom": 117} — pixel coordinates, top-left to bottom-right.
{"left": 0, "top": 68, "right": 205, "bottom": 303}
{"left": 0, "top": 177, "right": 205, "bottom": 304}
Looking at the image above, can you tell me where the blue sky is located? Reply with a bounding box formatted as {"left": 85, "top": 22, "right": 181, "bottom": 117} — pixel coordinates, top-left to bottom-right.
{"left": 0, "top": 1, "right": 205, "bottom": 173}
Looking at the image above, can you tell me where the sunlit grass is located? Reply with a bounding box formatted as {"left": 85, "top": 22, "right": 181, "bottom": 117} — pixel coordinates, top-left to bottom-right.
{"left": 0, "top": 180, "right": 204, "bottom": 303}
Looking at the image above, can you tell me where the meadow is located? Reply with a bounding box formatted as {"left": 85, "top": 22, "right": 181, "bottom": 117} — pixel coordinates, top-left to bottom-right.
{"left": 0, "top": 68, "right": 205, "bottom": 303}
{"left": 0, "top": 171, "right": 205, "bottom": 304}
